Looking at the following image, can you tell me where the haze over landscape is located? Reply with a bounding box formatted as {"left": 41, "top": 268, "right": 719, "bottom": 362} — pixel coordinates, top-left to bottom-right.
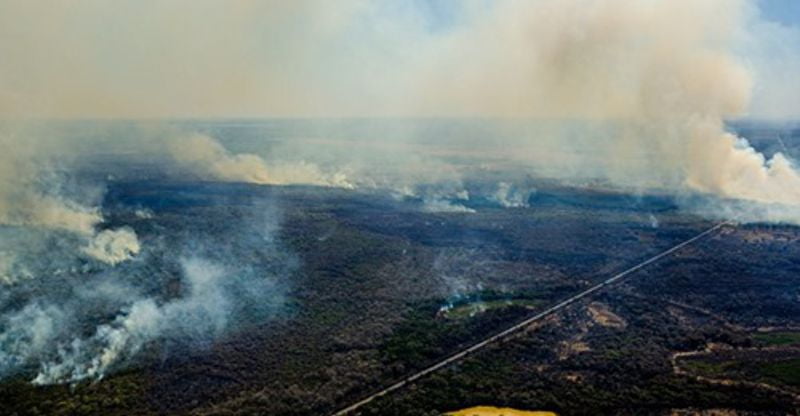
{"left": 0, "top": 1, "right": 799, "bottom": 415}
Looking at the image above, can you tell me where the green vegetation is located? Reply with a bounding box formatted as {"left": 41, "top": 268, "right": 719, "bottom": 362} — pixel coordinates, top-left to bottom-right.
{"left": 5, "top": 180, "right": 800, "bottom": 415}
{"left": 680, "top": 355, "right": 800, "bottom": 392}
{"left": 0, "top": 371, "right": 149, "bottom": 416}
{"left": 759, "top": 359, "right": 800, "bottom": 387}
{"left": 753, "top": 331, "right": 800, "bottom": 346}
{"left": 442, "top": 299, "right": 542, "bottom": 320}
{"left": 382, "top": 298, "right": 535, "bottom": 369}
{"left": 681, "top": 359, "right": 734, "bottom": 377}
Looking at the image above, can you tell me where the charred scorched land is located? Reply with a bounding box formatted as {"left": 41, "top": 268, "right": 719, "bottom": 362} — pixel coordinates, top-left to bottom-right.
{"left": 1, "top": 180, "right": 799, "bottom": 416}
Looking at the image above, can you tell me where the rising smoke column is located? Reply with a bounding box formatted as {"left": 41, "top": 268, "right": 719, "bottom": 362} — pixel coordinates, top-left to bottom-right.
{"left": 0, "top": 188, "right": 289, "bottom": 384}
{"left": 417, "top": 0, "right": 800, "bottom": 216}
{"left": 168, "top": 132, "right": 354, "bottom": 187}
{"left": 3, "top": 1, "right": 797, "bottom": 221}
{"left": 29, "top": 256, "right": 280, "bottom": 385}
{"left": 0, "top": 125, "right": 141, "bottom": 266}
{"left": 0, "top": 123, "right": 300, "bottom": 384}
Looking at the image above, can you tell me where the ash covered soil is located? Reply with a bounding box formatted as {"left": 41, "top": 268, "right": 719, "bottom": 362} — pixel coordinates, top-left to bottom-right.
{"left": 1, "top": 180, "right": 799, "bottom": 416}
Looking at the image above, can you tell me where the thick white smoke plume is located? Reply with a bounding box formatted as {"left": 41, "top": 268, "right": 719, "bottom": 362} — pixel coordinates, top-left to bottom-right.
{"left": 0, "top": 124, "right": 292, "bottom": 384}
{"left": 29, "top": 257, "right": 251, "bottom": 384}
{"left": 170, "top": 134, "right": 272, "bottom": 184}
{"left": 0, "top": 127, "right": 141, "bottom": 265}
{"left": 168, "top": 133, "right": 353, "bottom": 187}
{"left": 1, "top": 0, "right": 798, "bottom": 222}
{"left": 81, "top": 228, "right": 141, "bottom": 266}
{"left": 0, "top": 216, "right": 287, "bottom": 384}
{"left": 414, "top": 0, "right": 800, "bottom": 217}
{"left": 422, "top": 197, "right": 475, "bottom": 214}
{"left": 0, "top": 0, "right": 797, "bottom": 390}
{"left": 476, "top": 0, "right": 800, "bottom": 219}
{"left": 491, "top": 182, "right": 533, "bottom": 208}
{"left": 0, "top": 130, "right": 98, "bottom": 234}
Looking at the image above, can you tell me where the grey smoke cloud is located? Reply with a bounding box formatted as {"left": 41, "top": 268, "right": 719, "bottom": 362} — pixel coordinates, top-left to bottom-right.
{"left": 0, "top": 211, "right": 288, "bottom": 384}
{"left": 169, "top": 132, "right": 352, "bottom": 187}
{"left": 490, "top": 182, "right": 533, "bottom": 208}
{"left": 81, "top": 227, "right": 141, "bottom": 266}
{"left": 0, "top": 125, "right": 140, "bottom": 265}
{"left": 1, "top": 1, "right": 798, "bottom": 218}
{"left": 414, "top": 0, "right": 800, "bottom": 219}
{"left": 0, "top": 122, "right": 297, "bottom": 384}
{"left": 0, "top": 1, "right": 793, "bottom": 119}
{"left": 31, "top": 257, "right": 245, "bottom": 384}
{"left": 0, "top": 0, "right": 798, "bottom": 388}
{"left": 0, "top": 1, "right": 388, "bottom": 118}
{"left": 1, "top": 1, "right": 797, "bottom": 217}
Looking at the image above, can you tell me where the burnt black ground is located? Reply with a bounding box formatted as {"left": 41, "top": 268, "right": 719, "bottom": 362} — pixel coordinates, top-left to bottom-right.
{"left": 2, "top": 118, "right": 800, "bottom": 415}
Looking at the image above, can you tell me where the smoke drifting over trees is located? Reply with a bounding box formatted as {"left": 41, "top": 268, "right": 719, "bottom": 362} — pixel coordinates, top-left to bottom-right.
{"left": 1, "top": 0, "right": 796, "bottom": 213}
{"left": 0, "top": 126, "right": 293, "bottom": 383}
{"left": 0, "top": 0, "right": 798, "bottom": 386}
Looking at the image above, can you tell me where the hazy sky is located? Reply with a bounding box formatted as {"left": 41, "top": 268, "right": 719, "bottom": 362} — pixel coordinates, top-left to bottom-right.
{"left": 0, "top": 0, "right": 796, "bottom": 119}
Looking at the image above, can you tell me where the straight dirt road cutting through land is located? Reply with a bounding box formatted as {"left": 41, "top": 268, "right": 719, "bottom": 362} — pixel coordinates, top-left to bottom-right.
{"left": 332, "top": 221, "right": 730, "bottom": 416}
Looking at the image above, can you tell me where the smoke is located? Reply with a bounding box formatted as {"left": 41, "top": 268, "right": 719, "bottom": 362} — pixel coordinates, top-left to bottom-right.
{"left": 1, "top": 0, "right": 798, "bottom": 223}
{"left": 0, "top": 128, "right": 100, "bottom": 235}
{"left": 0, "top": 125, "right": 293, "bottom": 384}
{"left": 81, "top": 228, "right": 141, "bottom": 266}
{"left": 407, "top": 0, "right": 800, "bottom": 221}
{"left": 30, "top": 299, "right": 163, "bottom": 384}
{"left": 169, "top": 134, "right": 272, "bottom": 184}
{"left": 490, "top": 182, "right": 534, "bottom": 208}
{"left": 168, "top": 132, "right": 349, "bottom": 187}
{"left": 0, "top": 0, "right": 381, "bottom": 118}
{"left": 0, "top": 207, "right": 288, "bottom": 385}
{"left": 1, "top": 194, "right": 101, "bottom": 236}
{"left": 422, "top": 197, "right": 475, "bottom": 214}
{"left": 0, "top": 125, "right": 141, "bottom": 265}
{"left": 162, "top": 131, "right": 353, "bottom": 187}
{"left": 0, "top": 0, "right": 797, "bottom": 389}
{"left": 29, "top": 257, "right": 269, "bottom": 384}
{"left": 434, "top": 248, "right": 486, "bottom": 299}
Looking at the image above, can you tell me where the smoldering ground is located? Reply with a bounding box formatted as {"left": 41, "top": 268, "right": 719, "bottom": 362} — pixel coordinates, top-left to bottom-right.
{"left": 1, "top": 0, "right": 800, "bottom": 387}
{"left": 0, "top": 124, "right": 794, "bottom": 387}
{"left": 0, "top": 124, "right": 297, "bottom": 384}
{"left": 0, "top": 190, "right": 292, "bottom": 384}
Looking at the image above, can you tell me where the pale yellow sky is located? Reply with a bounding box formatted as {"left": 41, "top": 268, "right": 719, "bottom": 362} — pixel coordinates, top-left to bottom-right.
{"left": 0, "top": 0, "right": 796, "bottom": 119}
